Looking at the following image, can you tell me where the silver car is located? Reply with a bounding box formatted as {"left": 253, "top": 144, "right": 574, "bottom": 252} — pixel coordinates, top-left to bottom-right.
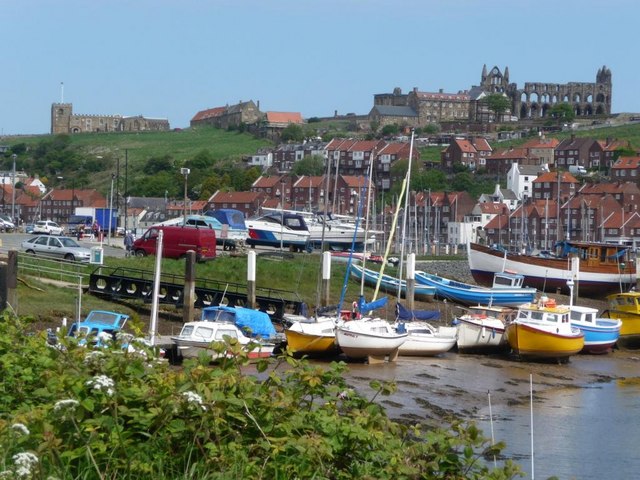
{"left": 22, "top": 235, "right": 92, "bottom": 262}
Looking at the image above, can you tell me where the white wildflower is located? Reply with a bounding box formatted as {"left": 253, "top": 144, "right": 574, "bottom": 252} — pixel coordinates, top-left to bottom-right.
{"left": 11, "top": 423, "right": 30, "bottom": 436}
{"left": 182, "top": 391, "right": 206, "bottom": 411}
{"left": 53, "top": 399, "right": 80, "bottom": 413}
{"left": 86, "top": 375, "right": 115, "bottom": 397}
{"left": 338, "top": 389, "right": 352, "bottom": 400}
{"left": 12, "top": 452, "right": 38, "bottom": 479}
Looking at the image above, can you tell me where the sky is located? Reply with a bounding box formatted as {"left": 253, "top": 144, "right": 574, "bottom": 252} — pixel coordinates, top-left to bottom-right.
{"left": 2, "top": 0, "right": 639, "bottom": 136}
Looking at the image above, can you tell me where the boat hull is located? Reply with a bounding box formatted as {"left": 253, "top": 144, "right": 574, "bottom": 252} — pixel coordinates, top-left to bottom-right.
{"left": 172, "top": 338, "right": 275, "bottom": 360}
{"left": 605, "top": 311, "right": 640, "bottom": 348}
{"left": 506, "top": 322, "right": 584, "bottom": 359}
{"left": 468, "top": 242, "right": 635, "bottom": 296}
{"left": 285, "top": 329, "right": 338, "bottom": 356}
{"left": 336, "top": 321, "right": 407, "bottom": 359}
{"left": 415, "top": 270, "right": 536, "bottom": 307}
{"left": 455, "top": 316, "right": 508, "bottom": 353}
{"left": 350, "top": 264, "right": 435, "bottom": 302}
{"left": 398, "top": 324, "right": 457, "bottom": 356}
{"left": 572, "top": 319, "right": 621, "bottom": 354}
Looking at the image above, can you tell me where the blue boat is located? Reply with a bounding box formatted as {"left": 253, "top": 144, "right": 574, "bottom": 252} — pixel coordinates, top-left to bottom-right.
{"left": 61, "top": 310, "right": 130, "bottom": 348}
{"left": 570, "top": 305, "right": 622, "bottom": 354}
{"left": 350, "top": 263, "right": 435, "bottom": 302}
{"left": 414, "top": 270, "right": 537, "bottom": 307}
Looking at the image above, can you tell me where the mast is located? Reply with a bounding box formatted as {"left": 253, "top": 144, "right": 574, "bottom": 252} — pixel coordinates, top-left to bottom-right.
{"left": 397, "top": 130, "right": 415, "bottom": 299}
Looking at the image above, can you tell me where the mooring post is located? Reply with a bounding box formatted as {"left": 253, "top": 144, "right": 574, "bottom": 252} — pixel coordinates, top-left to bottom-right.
{"left": 183, "top": 251, "right": 196, "bottom": 323}
{"left": 7, "top": 250, "right": 18, "bottom": 312}
{"left": 247, "top": 251, "right": 256, "bottom": 309}
{"left": 322, "top": 251, "right": 331, "bottom": 307}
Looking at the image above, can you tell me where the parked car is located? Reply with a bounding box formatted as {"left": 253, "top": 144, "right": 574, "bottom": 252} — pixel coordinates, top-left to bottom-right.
{"left": 33, "top": 220, "right": 64, "bottom": 235}
{"left": 0, "top": 215, "right": 15, "bottom": 232}
{"left": 25, "top": 224, "right": 35, "bottom": 234}
{"left": 22, "top": 235, "right": 92, "bottom": 262}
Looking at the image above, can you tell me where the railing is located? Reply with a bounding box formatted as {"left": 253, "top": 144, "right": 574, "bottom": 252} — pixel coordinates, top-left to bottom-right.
{"left": 17, "top": 252, "right": 91, "bottom": 286}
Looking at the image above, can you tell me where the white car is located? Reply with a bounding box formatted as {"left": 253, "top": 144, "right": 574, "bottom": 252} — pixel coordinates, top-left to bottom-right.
{"left": 33, "top": 220, "right": 64, "bottom": 235}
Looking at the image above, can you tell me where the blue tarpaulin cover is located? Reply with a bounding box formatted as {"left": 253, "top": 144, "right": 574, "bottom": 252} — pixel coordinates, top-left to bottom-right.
{"left": 201, "top": 306, "right": 277, "bottom": 339}
{"left": 395, "top": 302, "right": 441, "bottom": 321}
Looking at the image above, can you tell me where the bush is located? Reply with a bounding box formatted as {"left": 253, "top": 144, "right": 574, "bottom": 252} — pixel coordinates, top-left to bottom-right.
{"left": 0, "top": 313, "right": 522, "bottom": 479}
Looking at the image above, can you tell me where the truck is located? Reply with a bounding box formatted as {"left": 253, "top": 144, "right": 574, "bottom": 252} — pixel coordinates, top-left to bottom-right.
{"left": 70, "top": 207, "right": 118, "bottom": 235}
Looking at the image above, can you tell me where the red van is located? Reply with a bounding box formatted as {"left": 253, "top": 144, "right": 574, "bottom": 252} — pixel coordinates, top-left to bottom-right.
{"left": 132, "top": 225, "right": 217, "bottom": 261}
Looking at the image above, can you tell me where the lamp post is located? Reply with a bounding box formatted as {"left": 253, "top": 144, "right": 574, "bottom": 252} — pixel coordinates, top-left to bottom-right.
{"left": 108, "top": 173, "right": 115, "bottom": 246}
{"left": 180, "top": 168, "right": 190, "bottom": 226}
{"left": 11, "top": 154, "right": 16, "bottom": 225}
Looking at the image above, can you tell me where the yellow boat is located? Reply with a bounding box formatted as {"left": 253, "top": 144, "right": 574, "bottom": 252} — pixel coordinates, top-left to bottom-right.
{"left": 604, "top": 292, "right": 640, "bottom": 348}
{"left": 284, "top": 315, "right": 339, "bottom": 357}
{"left": 506, "top": 297, "right": 584, "bottom": 361}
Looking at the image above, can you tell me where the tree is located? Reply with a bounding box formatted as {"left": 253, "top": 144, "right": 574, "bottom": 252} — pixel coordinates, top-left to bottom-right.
{"left": 143, "top": 155, "right": 174, "bottom": 175}
{"left": 280, "top": 124, "right": 305, "bottom": 143}
{"left": 485, "top": 94, "right": 511, "bottom": 122}
{"left": 292, "top": 154, "right": 325, "bottom": 176}
{"left": 549, "top": 102, "right": 575, "bottom": 124}
{"left": 381, "top": 124, "right": 400, "bottom": 137}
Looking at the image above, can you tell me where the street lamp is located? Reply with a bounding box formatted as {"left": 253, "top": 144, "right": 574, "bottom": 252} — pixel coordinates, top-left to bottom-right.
{"left": 11, "top": 154, "right": 16, "bottom": 225}
{"left": 180, "top": 168, "right": 190, "bottom": 226}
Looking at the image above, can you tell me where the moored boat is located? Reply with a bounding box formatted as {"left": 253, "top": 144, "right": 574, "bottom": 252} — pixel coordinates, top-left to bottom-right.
{"left": 453, "top": 305, "right": 516, "bottom": 353}
{"left": 283, "top": 314, "right": 340, "bottom": 357}
{"left": 468, "top": 241, "right": 635, "bottom": 297}
{"left": 171, "top": 321, "right": 275, "bottom": 361}
{"left": 603, "top": 292, "right": 640, "bottom": 348}
{"left": 414, "top": 269, "right": 536, "bottom": 307}
{"left": 569, "top": 305, "right": 622, "bottom": 354}
{"left": 336, "top": 318, "right": 408, "bottom": 363}
{"left": 245, "top": 212, "right": 312, "bottom": 252}
{"left": 396, "top": 321, "right": 457, "bottom": 356}
{"left": 350, "top": 263, "right": 435, "bottom": 302}
{"left": 506, "top": 297, "right": 584, "bottom": 361}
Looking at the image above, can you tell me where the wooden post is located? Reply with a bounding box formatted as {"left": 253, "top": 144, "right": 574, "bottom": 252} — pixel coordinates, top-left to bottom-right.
{"left": 7, "top": 250, "right": 18, "bottom": 311}
{"left": 183, "top": 251, "right": 196, "bottom": 323}
{"left": 247, "top": 251, "right": 256, "bottom": 309}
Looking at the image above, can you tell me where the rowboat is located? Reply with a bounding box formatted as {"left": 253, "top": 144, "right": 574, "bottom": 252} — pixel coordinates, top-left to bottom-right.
{"left": 506, "top": 297, "right": 584, "bottom": 361}
{"left": 336, "top": 318, "right": 408, "bottom": 363}
{"left": 350, "top": 263, "right": 435, "bottom": 302}
{"left": 603, "top": 292, "right": 640, "bottom": 348}
{"left": 468, "top": 241, "right": 635, "bottom": 297}
{"left": 453, "top": 305, "right": 516, "bottom": 353}
{"left": 414, "top": 269, "right": 536, "bottom": 307}
{"left": 569, "top": 305, "right": 621, "bottom": 354}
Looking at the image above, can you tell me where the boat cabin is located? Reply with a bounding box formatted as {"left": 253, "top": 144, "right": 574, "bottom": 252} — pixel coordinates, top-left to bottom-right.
{"left": 556, "top": 241, "right": 634, "bottom": 270}
{"left": 65, "top": 310, "right": 130, "bottom": 348}
{"left": 569, "top": 306, "right": 598, "bottom": 325}
{"left": 517, "top": 299, "right": 570, "bottom": 325}
{"left": 492, "top": 271, "right": 526, "bottom": 289}
{"left": 607, "top": 293, "right": 640, "bottom": 313}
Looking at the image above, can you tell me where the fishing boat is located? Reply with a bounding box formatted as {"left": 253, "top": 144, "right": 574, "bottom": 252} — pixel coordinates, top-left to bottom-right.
{"left": 506, "top": 297, "right": 584, "bottom": 361}
{"left": 569, "top": 305, "right": 621, "bottom": 354}
{"left": 453, "top": 305, "right": 516, "bottom": 353}
{"left": 336, "top": 318, "right": 408, "bottom": 363}
{"left": 283, "top": 313, "right": 340, "bottom": 357}
{"left": 414, "top": 269, "right": 537, "bottom": 307}
{"left": 603, "top": 292, "right": 640, "bottom": 348}
{"left": 350, "top": 263, "right": 435, "bottom": 302}
{"left": 468, "top": 241, "right": 635, "bottom": 297}
{"left": 200, "top": 305, "right": 281, "bottom": 341}
{"left": 62, "top": 310, "right": 130, "bottom": 348}
{"left": 170, "top": 320, "right": 276, "bottom": 360}
{"left": 245, "top": 212, "right": 312, "bottom": 252}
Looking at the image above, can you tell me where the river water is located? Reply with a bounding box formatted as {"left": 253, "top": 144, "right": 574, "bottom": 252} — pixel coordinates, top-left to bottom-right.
{"left": 325, "top": 350, "right": 640, "bottom": 480}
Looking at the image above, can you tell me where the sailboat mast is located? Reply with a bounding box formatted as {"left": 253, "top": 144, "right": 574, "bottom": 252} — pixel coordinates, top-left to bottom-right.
{"left": 359, "top": 149, "right": 377, "bottom": 296}
{"left": 397, "top": 129, "right": 415, "bottom": 298}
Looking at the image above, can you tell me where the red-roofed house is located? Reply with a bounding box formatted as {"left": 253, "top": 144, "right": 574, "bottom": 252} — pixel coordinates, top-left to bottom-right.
{"left": 262, "top": 112, "right": 304, "bottom": 141}
{"left": 485, "top": 147, "right": 539, "bottom": 176}
{"left": 532, "top": 171, "right": 579, "bottom": 203}
{"left": 206, "top": 191, "right": 265, "bottom": 219}
{"left": 521, "top": 136, "right": 560, "bottom": 167}
{"left": 190, "top": 101, "right": 261, "bottom": 129}
{"left": 440, "top": 137, "right": 493, "bottom": 171}
{"left": 611, "top": 156, "right": 640, "bottom": 182}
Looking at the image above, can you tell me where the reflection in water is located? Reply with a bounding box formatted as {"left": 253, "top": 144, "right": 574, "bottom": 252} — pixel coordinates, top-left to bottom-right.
{"left": 328, "top": 353, "right": 640, "bottom": 480}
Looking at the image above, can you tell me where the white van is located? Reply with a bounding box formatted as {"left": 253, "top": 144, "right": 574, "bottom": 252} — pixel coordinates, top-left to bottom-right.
{"left": 569, "top": 165, "right": 587, "bottom": 175}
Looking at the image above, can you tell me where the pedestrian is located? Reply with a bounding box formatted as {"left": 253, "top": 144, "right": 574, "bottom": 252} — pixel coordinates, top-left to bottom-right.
{"left": 124, "top": 231, "right": 134, "bottom": 257}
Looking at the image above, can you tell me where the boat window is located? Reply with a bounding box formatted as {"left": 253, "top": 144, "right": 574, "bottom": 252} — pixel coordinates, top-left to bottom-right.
{"left": 181, "top": 325, "right": 195, "bottom": 336}
{"left": 570, "top": 311, "right": 581, "bottom": 321}
{"left": 216, "top": 329, "right": 238, "bottom": 340}
{"left": 585, "top": 313, "right": 594, "bottom": 323}
{"left": 194, "top": 327, "right": 214, "bottom": 340}
{"left": 531, "top": 312, "right": 544, "bottom": 321}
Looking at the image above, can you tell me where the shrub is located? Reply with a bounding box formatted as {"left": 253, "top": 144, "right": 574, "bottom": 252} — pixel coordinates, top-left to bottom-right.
{"left": 0, "top": 312, "right": 522, "bottom": 479}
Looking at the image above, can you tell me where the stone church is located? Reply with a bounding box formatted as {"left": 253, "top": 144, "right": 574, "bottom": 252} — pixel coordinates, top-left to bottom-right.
{"left": 51, "top": 103, "right": 170, "bottom": 134}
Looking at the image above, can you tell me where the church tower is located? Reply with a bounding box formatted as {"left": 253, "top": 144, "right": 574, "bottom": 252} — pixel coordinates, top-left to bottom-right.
{"left": 51, "top": 103, "right": 72, "bottom": 134}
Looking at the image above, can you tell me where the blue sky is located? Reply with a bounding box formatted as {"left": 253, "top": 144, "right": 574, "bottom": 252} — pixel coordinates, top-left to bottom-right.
{"left": 2, "top": 0, "right": 638, "bottom": 135}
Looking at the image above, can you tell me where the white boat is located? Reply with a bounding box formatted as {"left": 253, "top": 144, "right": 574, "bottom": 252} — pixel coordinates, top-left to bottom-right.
{"left": 171, "top": 321, "right": 276, "bottom": 361}
{"left": 336, "top": 318, "right": 408, "bottom": 363}
{"left": 396, "top": 321, "right": 457, "bottom": 356}
{"left": 154, "top": 214, "right": 246, "bottom": 249}
{"left": 245, "top": 212, "right": 311, "bottom": 252}
{"left": 454, "top": 305, "right": 516, "bottom": 353}
{"left": 570, "top": 305, "right": 622, "bottom": 354}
